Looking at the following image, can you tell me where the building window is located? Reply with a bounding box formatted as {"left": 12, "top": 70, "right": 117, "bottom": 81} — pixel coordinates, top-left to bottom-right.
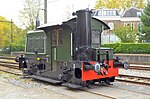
{"left": 106, "top": 11, "right": 109, "bottom": 16}
{"left": 97, "top": 10, "right": 102, "bottom": 16}
{"left": 103, "top": 10, "right": 106, "bottom": 16}
{"left": 124, "top": 23, "right": 130, "bottom": 26}
{"left": 107, "top": 10, "right": 113, "bottom": 16}
{"left": 124, "top": 23, "right": 134, "bottom": 30}
{"left": 108, "top": 22, "right": 114, "bottom": 30}
{"left": 131, "top": 23, "right": 134, "bottom": 30}
{"left": 52, "top": 29, "right": 63, "bottom": 47}
{"left": 113, "top": 11, "right": 116, "bottom": 16}
{"left": 103, "top": 10, "right": 117, "bottom": 16}
{"left": 124, "top": 23, "right": 127, "bottom": 26}
{"left": 137, "top": 12, "right": 141, "bottom": 17}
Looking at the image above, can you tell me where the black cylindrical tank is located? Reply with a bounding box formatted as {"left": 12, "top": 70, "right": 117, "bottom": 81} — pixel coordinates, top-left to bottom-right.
{"left": 76, "top": 9, "right": 92, "bottom": 47}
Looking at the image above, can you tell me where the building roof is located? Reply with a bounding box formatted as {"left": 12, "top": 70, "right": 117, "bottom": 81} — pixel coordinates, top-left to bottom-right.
{"left": 92, "top": 7, "right": 143, "bottom": 22}
{"left": 92, "top": 8, "right": 121, "bottom": 21}
{"left": 122, "top": 7, "right": 143, "bottom": 17}
{"left": 92, "top": 8, "right": 120, "bottom": 16}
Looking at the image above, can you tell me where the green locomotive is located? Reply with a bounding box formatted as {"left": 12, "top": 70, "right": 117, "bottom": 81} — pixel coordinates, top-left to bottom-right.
{"left": 17, "top": 9, "right": 129, "bottom": 88}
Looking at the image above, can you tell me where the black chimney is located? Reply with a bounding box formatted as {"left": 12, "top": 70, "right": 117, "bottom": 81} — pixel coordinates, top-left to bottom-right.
{"left": 76, "top": 9, "right": 92, "bottom": 47}
{"left": 73, "top": 9, "right": 93, "bottom": 61}
{"left": 36, "top": 16, "right": 40, "bottom": 29}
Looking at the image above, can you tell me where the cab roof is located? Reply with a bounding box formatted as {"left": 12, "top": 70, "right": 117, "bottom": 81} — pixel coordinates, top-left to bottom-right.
{"left": 37, "top": 17, "right": 110, "bottom": 30}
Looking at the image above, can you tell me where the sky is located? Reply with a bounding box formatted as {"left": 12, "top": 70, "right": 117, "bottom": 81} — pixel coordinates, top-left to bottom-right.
{"left": 0, "top": 0, "right": 97, "bottom": 27}
{"left": 47, "top": 0, "right": 97, "bottom": 23}
{"left": 0, "top": 0, "right": 24, "bottom": 25}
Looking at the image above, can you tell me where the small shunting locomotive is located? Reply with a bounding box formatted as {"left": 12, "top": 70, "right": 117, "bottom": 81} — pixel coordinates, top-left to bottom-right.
{"left": 16, "top": 9, "right": 129, "bottom": 88}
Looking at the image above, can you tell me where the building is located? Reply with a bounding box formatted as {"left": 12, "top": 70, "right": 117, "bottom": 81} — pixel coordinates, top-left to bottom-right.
{"left": 92, "top": 7, "right": 143, "bottom": 43}
{"left": 121, "top": 7, "right": 143, "bottom": 31}
{"left": 92, "top": 8, "right": 121, "bottom": 30}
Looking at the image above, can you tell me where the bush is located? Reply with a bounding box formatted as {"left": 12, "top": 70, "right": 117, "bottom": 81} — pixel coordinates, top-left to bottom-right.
{"left": 114, "top": 25, "right": 137, "bottom": 43}
{"left": 12, "top": 45, "right": 25, "bottom": 52}
{"left": 101, "top": 43, "right": 150, "bottom": 54}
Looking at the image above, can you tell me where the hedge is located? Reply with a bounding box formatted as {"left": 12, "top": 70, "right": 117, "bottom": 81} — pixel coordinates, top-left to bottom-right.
{"left": 101, "top": 43, "right": 150, "bottom": 54}
{"left": 0, "top": 45, "right": 25, "bottom": 54}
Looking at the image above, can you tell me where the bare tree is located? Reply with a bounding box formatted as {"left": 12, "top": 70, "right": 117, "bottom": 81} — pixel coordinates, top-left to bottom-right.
{"left": 63, "top": 5, "right": 75, "bottom": 20}
{"left": 19, "top": 0, "right": 43, "bottom": 30}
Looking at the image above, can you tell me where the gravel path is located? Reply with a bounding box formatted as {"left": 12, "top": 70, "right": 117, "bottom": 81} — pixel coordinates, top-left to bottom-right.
{"left": 0, "top": 71, "right": 150, "bottom": 99}
{"left": 0, "top": 73, "right": 73, "bottom": 99}
{"left": 0, "top": 72, "right": 108, "bottom": 99}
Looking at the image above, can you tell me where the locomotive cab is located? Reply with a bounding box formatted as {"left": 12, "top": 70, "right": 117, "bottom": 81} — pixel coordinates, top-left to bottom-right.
{"left": 17, "top": 9, "right": 129, "bottom": 88}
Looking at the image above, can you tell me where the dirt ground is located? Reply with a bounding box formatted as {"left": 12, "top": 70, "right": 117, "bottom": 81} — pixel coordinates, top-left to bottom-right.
{"left": 0, "top": 73, "right": 73, "bottom": 99}
{"left": 0, "top": 71, "right": 150, "bottom": 99}
{"left": 0, "top": 72, "right": 107, "bottom": 99}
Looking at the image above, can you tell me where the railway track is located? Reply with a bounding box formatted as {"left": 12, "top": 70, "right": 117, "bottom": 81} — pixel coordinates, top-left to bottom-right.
{"left": 0, "top": 58, "right": 116, "bottom": 99}
{"left": 129, "top": 65, "right": 150, "bottom": 71}
{"left": 83, "top": 89, "right": 116, "bottom": 99}
{"left": 0, "top": 56, "right": 149, "bottom": 85}
{"left": 0, "top": 56, "right": 21, "bottom": 76}
{"left": 0, "top": 67, "right": 21, "bottom": 76}
{"left": 116, "top": 74, "right": 150, "bottom": 86}
{"left": 0, "top": 56, "right": 149, "bottom": 98}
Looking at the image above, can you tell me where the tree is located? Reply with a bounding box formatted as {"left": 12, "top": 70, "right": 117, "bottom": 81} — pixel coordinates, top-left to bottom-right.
{"left": 94, "top": 0, "right": 145, "bottom": 11}
{"left": 63, "top": 5, "right": 72, "bottom": 20}
{"left": 11, "top": 26, "right": 26, "bottom": 51}
{"left": 0, "top": 16, "right": 26, "bottom": 52}
{"left": 0, "top": 16, "right": 11, "bottom": 48}
{"left": 113, "top": 25, "right": 137, "bottom": 43}
{"left": 19, "top": 0, "right": 43, "bottom": 30}
{"left": 141, "top": 1, "right": 150, "bottom": 41}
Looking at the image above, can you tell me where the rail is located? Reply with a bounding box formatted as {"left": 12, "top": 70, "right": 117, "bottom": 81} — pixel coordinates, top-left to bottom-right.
{"left": 0, "top": 56, "right": 21, "bottom": 75}
{"left": 117, "top": 74, "right": 150, "bottom": 86}
{"left": 0, "top": 56, "right": 16, "bottom": 60}
{"left": 129, "top": 65, "right": 150, "bottom": 71}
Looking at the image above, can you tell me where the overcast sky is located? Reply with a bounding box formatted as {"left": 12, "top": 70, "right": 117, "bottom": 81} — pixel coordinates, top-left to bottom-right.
{"left": 0, "top": 0, "right": 24, "bottom": 25}
{"left": 0, "top": 0, "right": 97, "bottom": 27}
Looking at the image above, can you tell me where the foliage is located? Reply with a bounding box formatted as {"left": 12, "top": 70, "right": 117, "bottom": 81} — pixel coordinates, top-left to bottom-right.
{"left": 0, "top": 16, "right": 10, "bottom": 48}
{"left": 113, "top": 25, "right": 137, "bottom": 43}
{"left": 102, "top": 43, "right": 150, "bottom": 54}
{"left": 0, "top": 16, "right": 26, "bottom": 52}
{"left": 94, "top": 0, "right": 145, "bottom": 11}
{"left": 11, "top": 28, "right": 26, "bottom": 52}
{"left": 141, "top": 1, "right": 150, "bottom": 41}
{"left": 19, "top": 0, "right": 43, "bottom": 30}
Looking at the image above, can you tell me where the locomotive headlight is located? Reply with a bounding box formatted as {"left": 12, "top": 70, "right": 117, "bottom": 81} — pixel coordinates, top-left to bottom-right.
{"left": 93, "top": 63, "right": 101, "bottom": 73}
{"left": 123, "top": 61, "right": 130, "bottom": 70}
{"left": 37, "top": 57, "right": 41, "bottom": 61}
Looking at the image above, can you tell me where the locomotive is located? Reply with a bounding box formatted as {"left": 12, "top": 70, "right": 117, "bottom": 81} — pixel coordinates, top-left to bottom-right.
{"left": 16, "top": 9, "right": 129, "bottom": 88}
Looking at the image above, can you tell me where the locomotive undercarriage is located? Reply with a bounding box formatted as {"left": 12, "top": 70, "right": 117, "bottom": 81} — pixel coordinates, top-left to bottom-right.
{"left": 17, "top": 54, "right": 121, "bottom": 88}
